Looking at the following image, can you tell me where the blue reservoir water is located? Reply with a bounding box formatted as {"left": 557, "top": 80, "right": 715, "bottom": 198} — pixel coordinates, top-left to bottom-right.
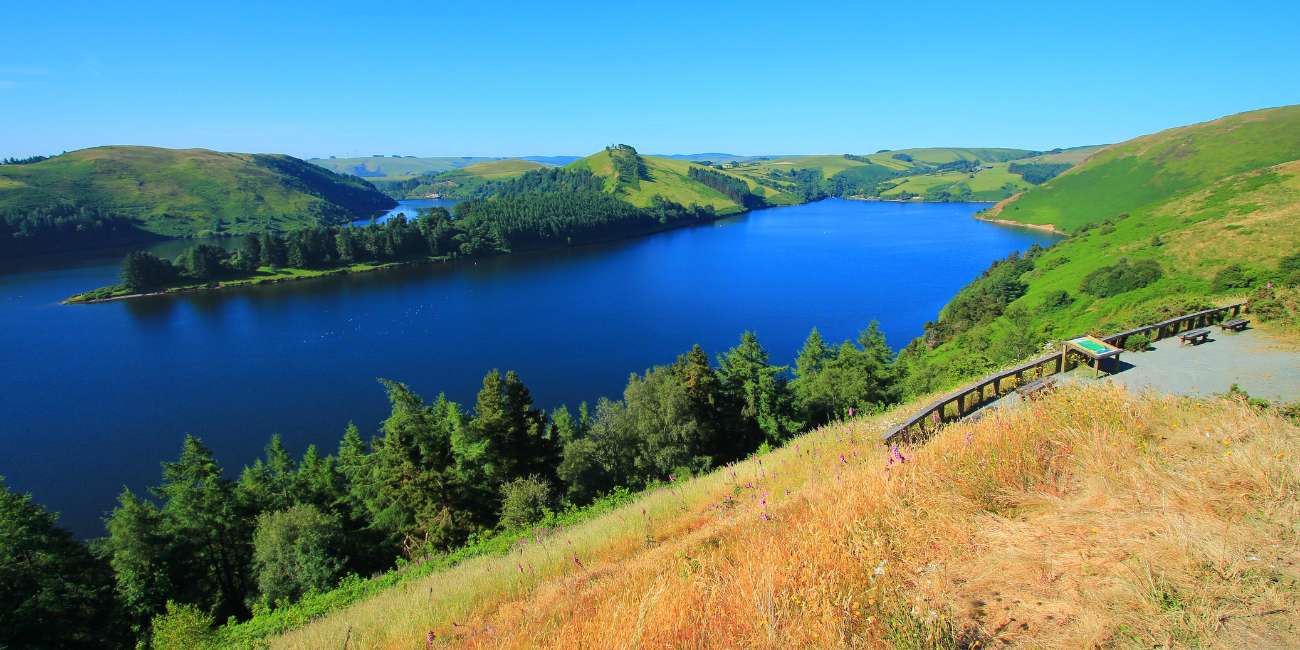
{"left": 0, "top": 198, "right": 1055, "bottom": 536}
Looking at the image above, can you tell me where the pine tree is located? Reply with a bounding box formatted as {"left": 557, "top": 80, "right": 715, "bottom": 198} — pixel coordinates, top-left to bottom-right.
{"left": 792, "top": 327, "right": 834, "bottom": 425}
{"left": 1, "top": 477, "right": 129, "bottom": 648}
{"left": 717, "top": 331, "right": 798, "bottom": 446}
{"left": 335, "top": 422, "right": 374, "bottom": 521}
{"left": 103, "top": 489, "right": 176, "bottom": 631}
{"left": 369, "top": 380, "right": 467, "bottom": 552}
{"left": 503, "top": 370, "right": 559, "bottom": 482}
{"left": 673, "top": 345, "right": 727, "bottom": 461}
{"left": 155, "top": 435, "right": 252, "bottom": 620}
{"left": 296, "top": 444, "right": 344, "bottom": 513}
{"left": 237, "top": 434, "right": 299, "bottom": 514}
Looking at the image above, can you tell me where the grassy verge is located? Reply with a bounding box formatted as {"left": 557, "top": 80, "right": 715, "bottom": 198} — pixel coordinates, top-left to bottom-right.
{"left": 267, "top": 384, "right": 1299, "bottom": 648}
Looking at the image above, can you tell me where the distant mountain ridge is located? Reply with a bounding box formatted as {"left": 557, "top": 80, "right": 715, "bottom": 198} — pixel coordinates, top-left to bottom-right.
{"left": 0, "top": 146, "right": 395, "bottom": 254}
{"left": 307, "top": 155, "right": 579, "bottom": 182}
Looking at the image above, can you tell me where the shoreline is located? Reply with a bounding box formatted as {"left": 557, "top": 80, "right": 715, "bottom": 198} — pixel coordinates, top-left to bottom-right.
{"left": 972, "top": 213, "right": 1068, "bottom": 235}
{"left": 63, "top": 196, "right": 1039, "bottom": 305}
{"left": 63, "top": 259, "right": 437, "bottom": 304}
{"left": 64, "top": 208, "right": 751, "bottom": 305}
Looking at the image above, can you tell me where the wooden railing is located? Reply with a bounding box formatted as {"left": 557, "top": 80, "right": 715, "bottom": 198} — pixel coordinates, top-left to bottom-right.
{"left": 882, "top": 301, "right": 1248, "bottom": 444}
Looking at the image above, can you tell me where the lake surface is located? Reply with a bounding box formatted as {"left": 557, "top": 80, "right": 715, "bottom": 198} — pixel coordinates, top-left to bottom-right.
{"left": 352, "top": 197, "right": 459, "bottom": 225}
{"left": 0, "top": 199, "right": 1055, "bottom": 536}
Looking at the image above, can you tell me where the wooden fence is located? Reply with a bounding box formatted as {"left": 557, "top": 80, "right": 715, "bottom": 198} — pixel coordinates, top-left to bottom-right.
{"left": 882, "top": 301, "right": 1248, "bottom": 444}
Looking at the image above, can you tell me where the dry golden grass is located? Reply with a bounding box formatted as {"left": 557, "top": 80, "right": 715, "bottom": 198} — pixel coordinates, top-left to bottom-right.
{"left": 274, "top": 385, "right": 1300, "bottom": 649}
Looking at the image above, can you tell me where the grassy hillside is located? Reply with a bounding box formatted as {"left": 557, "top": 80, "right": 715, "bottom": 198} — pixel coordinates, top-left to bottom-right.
{"left": 992, "top": 106, "right": 1300, "bottom": 232}
{"left": 715, "top": 147, "right": 1094, "bottom": 203}
{"left": 306, "top": 156, "right": 498, "bottom": 181}
{"left": 905, "top": 105, "right": 1300, "bottom": 390}
{"left": 458, "top": 159, "right": 549, "bottom": 179}
{"left": 0, "top": 146, "right": 395, "bottom": 242}
{"left": 395, "top": 159, "right": 552, "bottom": 199}
{"left": 309, "top": 156, "right": 578, "bottom": 183}
{"left": 259, "top": 384, "right": 1300, "bottom": 648}
{"left": 566, "top": 146, "right": 799, "bottom": 213}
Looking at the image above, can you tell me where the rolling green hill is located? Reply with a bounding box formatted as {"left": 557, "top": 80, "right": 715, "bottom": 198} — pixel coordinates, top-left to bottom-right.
{"left": 0, "top": 146, "right": 395, "bottom": 252}
{"left": 901, "top": 105, "right": 1300, "bottom": 391}
{"left": 712, "top": 146, "right": 1097, "bottom": 202}
{"left": 566, "top": 146, "right": 801, "bottom": 213}
{"left": 988, "top": 106, "right": 1300, "bottom": 232}
{"left": 309, "top": 156, "right": 580, "bottom": 183}
{"left": 305, "top": 156, "right": 497, "bottom": 181}
{"left": 374, "top": 159, "right": 552, "bottom": 199}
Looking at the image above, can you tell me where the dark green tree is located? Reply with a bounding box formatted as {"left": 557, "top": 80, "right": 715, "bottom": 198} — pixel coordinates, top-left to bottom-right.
{"left": 103, "top": 489, "right": 177, "bottom": 634}
{"left": 154, "top": 435, "right": 252, "bottom": 621}
{"left": 716, "top": 331, "right": 799, "bottom": 446}
{"left": 368, "top": 380, "right": 468, "bottom": 552}
{"left": 121, "top": 250, "right": 177, "bottom": 291}
{"left": 251, "top": 504, "right": 344, "bottom": 604}
{"left": 237, "top": 434, "right": 300, "bottom": 514}
{"left": 0, "top": 476, "right": 129, "bottom": 649}
{"left": 259, "top": 231, "right": 287, "bottom": 267}
{"left": 238, "top": 233, "right": 263, "bottom": 271}
{"left": 466, "top": 370, "right": 559, "bottom": 490}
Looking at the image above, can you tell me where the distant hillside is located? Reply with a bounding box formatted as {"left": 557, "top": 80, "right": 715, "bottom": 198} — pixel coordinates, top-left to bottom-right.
{"left": 567, "top": 145, "right": 800, "bottom": 214}
{"left": 902, "top": 105, "right": 1300, "bottom": 391}
{"left": 309, "top": 155, "right": 579, "bottom": 182}
{"left": 713, "top": 146, "right": 1095, "bottom": 203}
{"left": 653, "top": 153, "right": 779, "bottom": 164}
{"left": 306, "top": 156, "right": 496, "bottom": 181}
{"left": 375, "top": 146, "right": 1094, "bottom": 205}
{"left": 0, "top": 146, "right": 395, "bottom": 254}
{"left": 374, "top": 159, "right": 552, "bottom": 200}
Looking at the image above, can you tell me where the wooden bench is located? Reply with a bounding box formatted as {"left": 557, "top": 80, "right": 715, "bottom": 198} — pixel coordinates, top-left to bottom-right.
{"left": 1179, "top": 328, "right": 1210, "bottom": 345}
{"left": 1015, "top": 376, "right": 1057, "bottom": 399}
{"left": 1218, "top": 318, "right": 1249, "bottom": 333}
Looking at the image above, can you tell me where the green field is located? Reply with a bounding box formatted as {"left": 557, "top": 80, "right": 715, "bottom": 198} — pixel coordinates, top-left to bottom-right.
{"left": 877, "top": 161, "right": 1031, "bottom": 201}
{"left": 0, "top": 146, "right": 395, "bottom": 239}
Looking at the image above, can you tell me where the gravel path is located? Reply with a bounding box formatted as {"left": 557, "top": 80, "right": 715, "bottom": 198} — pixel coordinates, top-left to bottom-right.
{"left": 988, "top": 327, "right": 1299, "bottom": 411}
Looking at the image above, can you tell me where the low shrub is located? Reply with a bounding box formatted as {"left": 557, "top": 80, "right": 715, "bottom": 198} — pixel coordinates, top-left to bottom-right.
{"left": 1122, "top": 333, "right": 1153, "bottom": 352}
{"left": 1040, "top": 289, "right": 1071, "bottom": 312}
{"left": 1211, "top": 264, "right": 1251, "bottom": 292}
{"left": 499, "top": 476, "right": 553, "bottom": 530}
{"left": 151, "top": 602, "right": 214, "bottom": 650}
{"left": 1081, "top": 258, "right": 1163, "bottom": 297}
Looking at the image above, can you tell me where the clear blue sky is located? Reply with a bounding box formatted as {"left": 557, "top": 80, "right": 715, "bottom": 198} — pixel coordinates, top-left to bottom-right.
{"left": 3, "top": 1, "right": 1298, "bottom": 159}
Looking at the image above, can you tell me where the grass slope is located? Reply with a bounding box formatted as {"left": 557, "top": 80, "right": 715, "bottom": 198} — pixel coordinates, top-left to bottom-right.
{"left": 458, "top": 159, "right": 549, "bottom": 179}
{"left": 878, "top": 161, "right": 1031, "bottom": 201}
{"left": 0, "top": 146, "right": 395, "bottom": 238}
{"left": 306, "top": 156, "right": 499, "bottom": 182}
{"left": 993, "top": 106, "right": 1300, "bottom": 232}
{"left": 914, "top": 105, "right": 1300, "bottom": 385}
{"left": 263, "top": 385, "right": 1300, "bottom": 648}
{"left": 403, "top": 159, "right": 553, "bottom": 198}
{"left": 719, "top": 147, "right": 1083, "bottom": 202}
{"left": 566, "top": 150, "right": 795, "bottom": 213}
